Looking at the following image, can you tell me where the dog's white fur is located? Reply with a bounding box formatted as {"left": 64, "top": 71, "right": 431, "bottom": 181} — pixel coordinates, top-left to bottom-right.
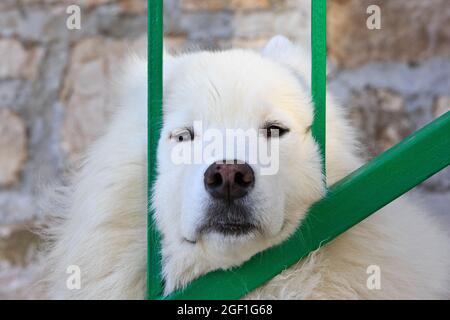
{"left": 42, "top": 36, "right": 449, "bottom": 299}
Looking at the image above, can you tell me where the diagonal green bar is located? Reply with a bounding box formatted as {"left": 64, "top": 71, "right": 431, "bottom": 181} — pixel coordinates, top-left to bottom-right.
{"left": 164, "top": 111, "right": 450, "bottom": 300}
{"left": 147, "top": 0, "right": 164, "bottom": 300}
{"left": 311, "top": 0, "right": 327, "bottom": 176}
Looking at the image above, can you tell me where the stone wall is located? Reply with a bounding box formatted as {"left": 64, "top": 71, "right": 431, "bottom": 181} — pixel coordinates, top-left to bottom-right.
{"left": 0, "top": 0, "right": 449, "bottom": 299}
{"left": 0, "top": 0, "right": 148, "bottom": 299}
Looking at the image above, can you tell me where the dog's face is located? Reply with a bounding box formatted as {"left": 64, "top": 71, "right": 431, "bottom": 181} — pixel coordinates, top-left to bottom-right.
{"left": 153, "top": 40, "right": 325, "bottom": 287}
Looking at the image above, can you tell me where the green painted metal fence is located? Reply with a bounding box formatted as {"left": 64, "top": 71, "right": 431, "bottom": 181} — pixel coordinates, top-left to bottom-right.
{"left": 147, "top": 0, "right": 450, "bottom": 300}
{"left": 147, "top": 0, "right": 164, "bottom": 299}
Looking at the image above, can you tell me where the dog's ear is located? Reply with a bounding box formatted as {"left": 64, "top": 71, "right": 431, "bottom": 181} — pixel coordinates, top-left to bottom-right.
{"left": 163, "top": 48, "right": 177, "bottom": 85}
{"left": 261, "top": 35, "right": 311, "bottom": 87}
{"left": 163, "top": 46, "right": 173, "bottom": 63}
{"left": 262, "top": 35, "right": 296, "bottom": 58}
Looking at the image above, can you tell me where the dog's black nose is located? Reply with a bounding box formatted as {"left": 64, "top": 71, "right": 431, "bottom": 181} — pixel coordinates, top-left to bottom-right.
{"left": 204, "top": 161, "right": 255, "bottom": 201}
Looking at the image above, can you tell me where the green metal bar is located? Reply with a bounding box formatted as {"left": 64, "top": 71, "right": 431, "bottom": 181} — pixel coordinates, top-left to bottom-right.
{"left": 164, "top": 111, "right": 450, "bottom": 300}
{"left": 147, "top": 0, "right": 164, "bottom": 300}
{"left": 311, "top": 0, "right": 327, "bottom": 176}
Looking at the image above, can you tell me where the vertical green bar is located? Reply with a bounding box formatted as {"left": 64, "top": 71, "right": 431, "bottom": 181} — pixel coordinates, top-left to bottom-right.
{"left": 147, "top": 0, "right": 164, "bottom": 299}
{"left": 311, "top": 0, "right": 327, "bottom": 176}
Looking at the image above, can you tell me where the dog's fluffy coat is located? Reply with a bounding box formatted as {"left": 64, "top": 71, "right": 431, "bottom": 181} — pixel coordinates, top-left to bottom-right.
{"left": 42, "top": 36, "right": 449, "bottom": 299}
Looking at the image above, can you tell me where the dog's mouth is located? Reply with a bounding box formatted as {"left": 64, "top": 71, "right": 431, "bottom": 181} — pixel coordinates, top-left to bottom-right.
{"left": 199, "top": 221, "right": 257, "bottom": 236}
{"left": 197, "top": 199, "right": 259, "bottom": 237}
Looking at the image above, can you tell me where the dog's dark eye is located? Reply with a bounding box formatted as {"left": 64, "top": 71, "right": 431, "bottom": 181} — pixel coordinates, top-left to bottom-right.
{"left": 263, "top": 122, "right": 289, "bottom": 138}
{"left": 172, "top": 128, "right": 194, "bottom": 142}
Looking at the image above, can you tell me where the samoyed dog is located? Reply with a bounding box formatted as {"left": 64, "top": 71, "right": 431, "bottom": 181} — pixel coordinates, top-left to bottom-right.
{"left": 42, "top": 36, "right": 449, "bottom": 299}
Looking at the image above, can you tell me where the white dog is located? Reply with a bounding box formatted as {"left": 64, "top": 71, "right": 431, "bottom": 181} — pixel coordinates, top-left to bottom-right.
{"left": 42, "top": 36, "right": 449, "bottom": 299}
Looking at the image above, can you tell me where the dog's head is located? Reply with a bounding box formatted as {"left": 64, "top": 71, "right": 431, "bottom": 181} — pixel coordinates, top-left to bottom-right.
{"left": 153, "top": 37, "right": 326, "bottom": 291}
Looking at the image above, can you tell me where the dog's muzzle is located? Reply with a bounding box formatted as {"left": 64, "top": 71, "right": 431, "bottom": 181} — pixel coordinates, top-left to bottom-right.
{"left": 200, "top": 160, "right": 257, "bottom": 236}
